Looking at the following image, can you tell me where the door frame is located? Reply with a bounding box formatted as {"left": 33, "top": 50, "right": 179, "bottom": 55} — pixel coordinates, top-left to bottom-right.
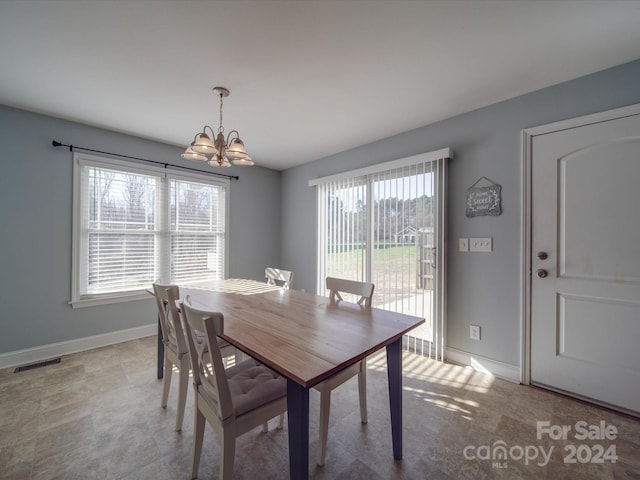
{"left": 520, "top": 102, "right": 640, "bottom": 385}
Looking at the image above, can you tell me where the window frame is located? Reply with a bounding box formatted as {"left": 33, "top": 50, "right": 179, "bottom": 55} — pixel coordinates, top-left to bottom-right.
{"left": 70, "top": 153, "right": 230, "bottom": 308}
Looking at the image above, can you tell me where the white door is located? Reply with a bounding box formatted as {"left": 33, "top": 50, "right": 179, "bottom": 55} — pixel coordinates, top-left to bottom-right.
{"left": 530, "top": 107, "right": 640, "bottom": 416}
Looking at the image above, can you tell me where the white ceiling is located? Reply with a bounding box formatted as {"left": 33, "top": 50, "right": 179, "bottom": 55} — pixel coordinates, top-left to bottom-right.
{"left": 1, "top": 1, "right": 640, "bottom": 171}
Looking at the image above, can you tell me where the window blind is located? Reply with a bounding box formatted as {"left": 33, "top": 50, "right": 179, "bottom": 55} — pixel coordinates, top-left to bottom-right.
{"left": 72, "top": 154, "right": 229, "bottom": 306}
{"left": 313, "top": 149, "right": 450, "bottom": 359}
{"left": 84, "top": 165, "right": 158, "bottom": 295}
{"left": 169, "top": 178, "right": 226, "bottom": 284}
{"left": 316, "top": 164, "right": 435, "bottom": 314}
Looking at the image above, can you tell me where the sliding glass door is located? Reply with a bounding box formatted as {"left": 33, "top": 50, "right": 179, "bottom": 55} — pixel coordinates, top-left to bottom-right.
{"left": 311, "top": 149, "right": 449, "bottom": 360}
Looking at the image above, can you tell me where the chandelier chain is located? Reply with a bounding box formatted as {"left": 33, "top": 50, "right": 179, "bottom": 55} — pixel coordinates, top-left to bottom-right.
{"left": 218, "top": 93, "right": 224, "bottom": 134}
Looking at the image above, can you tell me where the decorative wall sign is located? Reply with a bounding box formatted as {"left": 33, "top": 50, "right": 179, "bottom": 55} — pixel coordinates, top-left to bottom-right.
{"left": 466, "top": 176, "right": 502, "bottom": 217}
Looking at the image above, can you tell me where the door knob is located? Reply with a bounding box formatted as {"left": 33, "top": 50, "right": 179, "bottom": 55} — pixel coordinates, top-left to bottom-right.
{"left": 537, "top": 252, "right": 548, "bottom": 260}
{"left": 536, "top": 269, "right": 548, "bottom": 278}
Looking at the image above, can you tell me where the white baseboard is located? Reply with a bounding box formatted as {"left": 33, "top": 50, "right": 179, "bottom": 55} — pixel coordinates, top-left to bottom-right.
{"left": 445, "top": 347, "right": 521, "bottom": 383}
{"left": 0, "top": 324, "right": 157, "bottom": 370}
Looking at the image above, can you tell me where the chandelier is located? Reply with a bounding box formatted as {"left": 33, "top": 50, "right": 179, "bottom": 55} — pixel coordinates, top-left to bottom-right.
{"left": 181, "top": 86, "right": 254, "bottom": 167}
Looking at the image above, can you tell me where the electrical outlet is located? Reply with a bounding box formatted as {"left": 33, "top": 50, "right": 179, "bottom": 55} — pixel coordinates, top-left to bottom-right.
{"left": 470, "top": 325, "right": 481, "bottom": 341}
{"left": 470, "top": 237, "right": 492, "bottom": 252}
{"left": 459, "top": 238, "right": 469, "bottom": 252}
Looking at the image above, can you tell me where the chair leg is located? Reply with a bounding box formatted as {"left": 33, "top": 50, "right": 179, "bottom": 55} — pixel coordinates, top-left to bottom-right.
{"left": 318, "top": 388, "right": 331, "bottom": 466}
{"left": 358, "top": 360, "right": 368, "bottom": 424}
{"left": 175, "top": 358, "right": 189, "bottom": 431}
{"left": 191, "top": 406, "right": 206, "bottom": 480}
{"left": 220, "top": 430, "right": 236, "bottom": 480}
{"left": 263, "top": 414, "right": 285, "bottom": 431}
{"left": 161, "top": 356, "right": 173, "bottom": 408}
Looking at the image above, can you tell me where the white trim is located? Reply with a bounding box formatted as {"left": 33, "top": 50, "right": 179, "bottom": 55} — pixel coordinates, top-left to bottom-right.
{"left": 524, "top": 102, "right": 640, "bottom": 137}
{"left": 74, "top": 153, "right": 231, "bottom": 187}
{"left": 69, "top": 291, "right": 152, "bottom": 308}
{"left": 520, "top": 101, "right": 640, "bottom": 386}
{"left": 0, "top": 324, "right": 157, "bottom": 370}
{"left": 436, "top": 158, "right": 448, "bottom": 361}
{"left": 71, "top": 153, "right": 83, "bottom": 303}
{"left": 445, "top": 347, "right": 520, "bottom": 383}
{"left": 308, "top": 147, "right": 452, "bottom": 186}
{"left": 520, "top": 130, "right": 532, "bottom": 385}
{"left": 165, "top": 168, "right": 231, "bottom": 187}
{"left": 76, "top": 152, "right": 168, "bottom": 177}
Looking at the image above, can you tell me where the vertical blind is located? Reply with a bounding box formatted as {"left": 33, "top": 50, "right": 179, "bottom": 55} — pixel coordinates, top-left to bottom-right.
{"left": 317, "top": 176, "right": 368, "bottom": 296}
{"left": 311, "top": 149, "right": 450, "bottom": 358}
{"left": 370, "top": 163, "right": 435, "bottom": 323}
{"left": 73, "top": 155, "right": 228, "bottom": 302}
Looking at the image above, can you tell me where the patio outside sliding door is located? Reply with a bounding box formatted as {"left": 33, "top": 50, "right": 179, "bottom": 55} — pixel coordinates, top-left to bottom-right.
{"left": 311, "top": 149, "right": 450, "bottom": 360}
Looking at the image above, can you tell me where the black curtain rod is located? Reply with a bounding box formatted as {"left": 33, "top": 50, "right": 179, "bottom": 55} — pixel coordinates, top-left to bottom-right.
{"left": 51, "top": 140, "right": 239, "bottom": 181}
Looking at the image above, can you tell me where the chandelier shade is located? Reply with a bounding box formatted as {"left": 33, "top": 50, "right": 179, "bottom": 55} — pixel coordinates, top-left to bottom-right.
{"left": 181, "top": 147, "right": 207, "bottom": 162}
{"left": 231, "top": 156, "right": 255, "bottom": 167}
{"left": 208, "top": 153, "right": 231, "bottom": 168}
{"left": 181, "top": 86, "right": 254, "bottom": 167}
{"left": 190, "top": 132, "right": 216, "bottom": 154}
{"left": 226, "top": 138, "right": 254, "bottom": 165}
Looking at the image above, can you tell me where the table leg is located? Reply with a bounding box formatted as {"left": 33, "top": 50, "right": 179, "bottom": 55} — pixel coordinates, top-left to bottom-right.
{"left": 157, "top": 315, "right": 164, "bottom": 379}
{"left": 287, "top": 379, "right": 309, "bottom": 480}
{"left": 386, "top": 338, "right": 402, "bottom": 460}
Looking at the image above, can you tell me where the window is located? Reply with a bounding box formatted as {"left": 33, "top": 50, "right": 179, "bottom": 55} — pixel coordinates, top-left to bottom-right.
{"left": 71, "top": 153, "right": 228, "bottom": 307}
{"left": 310, "top": 149, "right": 450, "bottom": 359}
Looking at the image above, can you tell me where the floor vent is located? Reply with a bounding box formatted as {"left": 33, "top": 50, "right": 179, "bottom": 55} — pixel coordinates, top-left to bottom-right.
{"left": 14, "top": 357, "right": 61, "bottom": 373}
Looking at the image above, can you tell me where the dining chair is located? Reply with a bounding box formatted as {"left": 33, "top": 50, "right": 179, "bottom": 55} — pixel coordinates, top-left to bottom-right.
{"left": 180, "top": 302, "right": 287, "bottom": 480}
{"left": 265, "top": 267, "right": 293, "bottom": 289}
{"left": 152, "top": 282, "right": 237, "bottom": 431}
{"left": 315, "top": 276, "right": 375, "bottom": 466}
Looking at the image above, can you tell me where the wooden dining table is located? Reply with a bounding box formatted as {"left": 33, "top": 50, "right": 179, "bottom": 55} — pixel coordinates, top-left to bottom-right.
{"left": 155, "top": 278, "right": 424, "bottom": 479}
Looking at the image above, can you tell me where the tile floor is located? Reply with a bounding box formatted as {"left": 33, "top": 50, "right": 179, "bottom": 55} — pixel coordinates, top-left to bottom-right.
{"left": 1, "top": 336, "right": 638, "bottom": 479}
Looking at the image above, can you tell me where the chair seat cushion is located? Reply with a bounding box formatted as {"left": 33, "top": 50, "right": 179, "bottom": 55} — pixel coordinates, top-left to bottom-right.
{"left": 226, "top": 359, "right": 286, "bottom": 416}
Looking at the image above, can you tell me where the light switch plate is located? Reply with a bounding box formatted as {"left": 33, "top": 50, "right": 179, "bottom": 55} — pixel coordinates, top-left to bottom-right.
{"left": 470, "top": 237, "right": 492, "bottom": 252}
{"left": 459, "top": 238, "right": 469, "bottom": 252}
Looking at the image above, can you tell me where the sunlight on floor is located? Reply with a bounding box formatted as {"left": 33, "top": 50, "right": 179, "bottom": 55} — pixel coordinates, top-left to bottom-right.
{"left": 367, "top": 347, "right": 497, "bottom": 423}
{"left": 403, "top": 385, "right": 479, "bottom": 415}
{"left": 368, "top": 348, "right": 495, "bottom": 392}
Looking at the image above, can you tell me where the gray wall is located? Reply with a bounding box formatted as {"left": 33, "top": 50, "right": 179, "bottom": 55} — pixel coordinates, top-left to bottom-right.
{"left": 3, "top": 59, "right": 639, "bottom": 364}
{"left": 0, "top": 106, "right": 281, "bottom": 354}
{"left": 280, "top": 59, "right": 640, "bottom": 367}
